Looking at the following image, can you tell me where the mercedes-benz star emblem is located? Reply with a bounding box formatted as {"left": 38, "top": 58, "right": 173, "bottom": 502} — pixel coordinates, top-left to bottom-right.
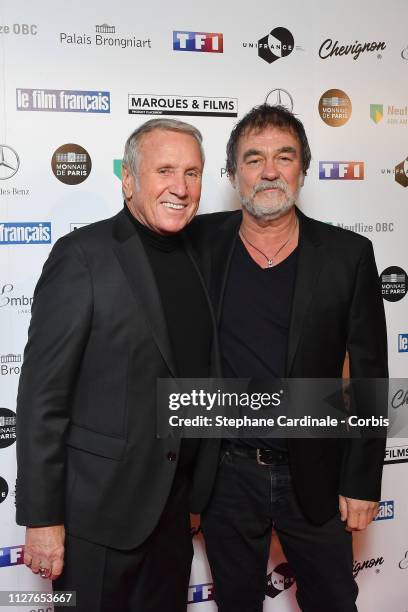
{"left": 0, "top": 145, "right": 20, "bottom": 180}
{"left": 265, "top": 88, "right": 294, "bottom": 111}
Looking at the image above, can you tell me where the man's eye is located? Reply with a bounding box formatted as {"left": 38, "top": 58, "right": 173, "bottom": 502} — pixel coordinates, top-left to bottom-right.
{"left": 186, "top": 171, "right": 200, "bottom": 178}
{"left": 248, "top": 159, "right": 261, "bottom": 165}
{"left": 158, "top": 168, "right": 170, "bottom": 175}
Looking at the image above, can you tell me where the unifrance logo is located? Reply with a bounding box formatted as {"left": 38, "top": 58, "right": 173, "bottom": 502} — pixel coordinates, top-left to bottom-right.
{"left": 374, "top": 500, "right": 395, "bottom": 521}
{"left": 0, "top": 545, "right": 24, "bottom": 568}
{"left": 173, "top": 31, "right": 223, "bottom": 52}
{"left": 398, "top": 334, "right": 408, "bottom": 352}
{"left": 381, "top": 157, "right": 408, "bottom": 185}
{"left": 319, "top": 162, "right": 364, "bottom": 180}
{"left": 16, "top": 89, "right": 110, "bottom": 113}
{"left": 266, "top": 563, "right": 296, "bottom": 598}
{"left": 257, "top": 27, "right": 294, "bottom": 64}
{"left": 394, "top": 157, "right": 408, "bottom": 187}
{"left": 0, "top": 222, "right": 51, "bottom": 244}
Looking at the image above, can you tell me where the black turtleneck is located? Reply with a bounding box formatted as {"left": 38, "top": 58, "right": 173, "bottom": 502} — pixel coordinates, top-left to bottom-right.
{"left": 125, "top": 206, "right": 212, "bottom": 470}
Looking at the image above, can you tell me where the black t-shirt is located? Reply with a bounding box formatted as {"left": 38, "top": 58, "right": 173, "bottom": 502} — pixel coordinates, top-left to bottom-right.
{"left": 220, "top": 237, "right": 298, "bottom": 451}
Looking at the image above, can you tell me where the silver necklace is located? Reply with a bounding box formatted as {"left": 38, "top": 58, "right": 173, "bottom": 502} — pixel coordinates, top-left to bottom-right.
{"left": 239, "top": 218, "right": 298, "bottom": 268}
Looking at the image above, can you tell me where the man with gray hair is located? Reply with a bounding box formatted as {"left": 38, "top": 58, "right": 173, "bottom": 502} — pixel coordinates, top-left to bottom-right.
{"left": 16, "top": 118, "right": 217, "bottom": 611}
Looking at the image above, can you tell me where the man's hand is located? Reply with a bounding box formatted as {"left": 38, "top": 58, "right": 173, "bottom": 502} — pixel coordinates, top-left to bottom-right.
{"left": 339, "top": 495, "right": 379, "bottom": 532}
{"left": 24, "top": 525, "right": 65, "bottom": 580}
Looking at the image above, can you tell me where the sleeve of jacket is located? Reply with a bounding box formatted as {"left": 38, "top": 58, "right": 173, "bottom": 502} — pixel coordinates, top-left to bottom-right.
{"left": 16, "top": 235, "right": 93, "bottom": 526}
{"left": 339, "top": 239, "right": 388, "bottom": 501}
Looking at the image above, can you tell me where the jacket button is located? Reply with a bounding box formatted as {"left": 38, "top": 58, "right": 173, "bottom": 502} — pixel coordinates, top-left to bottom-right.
{"left": 167, "top": 451, "right": 177, "bottom": 462}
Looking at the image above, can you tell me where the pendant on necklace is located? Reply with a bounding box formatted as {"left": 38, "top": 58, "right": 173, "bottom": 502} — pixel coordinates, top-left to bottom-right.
{"left": 267, "top": 259, "right": 274, "bottom": 268}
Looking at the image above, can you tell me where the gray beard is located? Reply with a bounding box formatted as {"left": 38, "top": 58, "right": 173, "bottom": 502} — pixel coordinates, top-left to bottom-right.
{"left": 240, "top": 193, "right": 296, "bottom": 220}
{"left": 239, "top": 179, "right": 299, "bottom": 220}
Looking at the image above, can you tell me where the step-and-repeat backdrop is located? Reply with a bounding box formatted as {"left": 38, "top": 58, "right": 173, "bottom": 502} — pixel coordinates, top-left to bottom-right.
{"left": 1, "top": 1, "right": 407, "bottom": 610}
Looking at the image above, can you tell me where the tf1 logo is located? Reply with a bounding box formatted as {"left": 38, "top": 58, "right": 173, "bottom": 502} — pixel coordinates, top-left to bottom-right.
{"left": 188, "top": 582, "right": 215, "bottom": 603}
{"left": 319, "top": 161, "right": 364, "bottom": 180}
{"left": 0, "top": 545, "right": 24, "bottom": 567}
{"left": 173, "top": 31, "right": 223, "bottom": 52}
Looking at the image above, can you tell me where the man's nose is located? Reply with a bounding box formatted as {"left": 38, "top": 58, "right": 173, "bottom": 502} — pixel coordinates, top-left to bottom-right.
{"left": 261, "top": 159, "right": 279, "bottom": 181}
{"left": 169, "top": 174, "right": 188, "bottom": 198}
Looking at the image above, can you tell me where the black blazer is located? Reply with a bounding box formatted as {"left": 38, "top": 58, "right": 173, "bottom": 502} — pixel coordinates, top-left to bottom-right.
{"left": 188, "top": 208, "right": 388, "bottom": 525}
{"left": 15, "top": 209, "right": 220, "bottom": 549}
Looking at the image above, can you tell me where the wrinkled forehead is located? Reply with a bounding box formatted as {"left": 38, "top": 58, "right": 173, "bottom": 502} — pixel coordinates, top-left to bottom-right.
{"left": 237, "top": 125, "right": 301, "bottom": 151}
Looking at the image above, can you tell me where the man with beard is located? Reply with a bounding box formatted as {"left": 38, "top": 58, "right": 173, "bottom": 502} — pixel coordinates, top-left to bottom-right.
{"left": 191, "top": 105, "right": 388, "bottom": 612}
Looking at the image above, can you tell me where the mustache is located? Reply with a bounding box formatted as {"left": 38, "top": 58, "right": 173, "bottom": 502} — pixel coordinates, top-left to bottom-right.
{"left": 253, "top": 179, "right": 288, "bottom": 194}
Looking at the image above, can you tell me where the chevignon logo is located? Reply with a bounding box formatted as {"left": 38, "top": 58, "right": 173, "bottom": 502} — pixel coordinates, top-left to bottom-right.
{"left": 319, "top": 38, "right": 386, "bottom": 60}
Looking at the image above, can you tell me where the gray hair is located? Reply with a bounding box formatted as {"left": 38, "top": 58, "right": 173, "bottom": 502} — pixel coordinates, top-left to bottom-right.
{"left": 122, "top": 118, "right": 204, "bottom": 177}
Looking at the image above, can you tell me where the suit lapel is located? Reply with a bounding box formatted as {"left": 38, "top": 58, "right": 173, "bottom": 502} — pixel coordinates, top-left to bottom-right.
{"left": 286, "top": 210, "right": 325, "bottom": 375}
{"left": 210, "top": 211, "right": 242, "bottom": 323}
{"left": 112, "top": 210, "right": 178, "bottom": 378}
{"left": 182, "top": 234, "right": 223, "bottom": 377}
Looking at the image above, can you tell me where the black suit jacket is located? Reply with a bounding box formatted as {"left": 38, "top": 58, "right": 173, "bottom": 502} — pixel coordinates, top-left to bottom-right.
{"left": 16, "top": 209, "right": 220, "bottom": 549}
{"left": 188, "top": 208, "right": 388, "bottom": 524}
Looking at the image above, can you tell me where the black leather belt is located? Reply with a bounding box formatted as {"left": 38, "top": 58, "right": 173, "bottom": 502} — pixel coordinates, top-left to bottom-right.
{"left": 223, "top": 442, "right": 288, "bottom": 466}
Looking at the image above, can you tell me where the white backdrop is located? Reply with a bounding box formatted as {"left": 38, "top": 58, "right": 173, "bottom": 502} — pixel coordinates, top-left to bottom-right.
{"left": 0, "top": 1, "right": 407, "bottom": 610}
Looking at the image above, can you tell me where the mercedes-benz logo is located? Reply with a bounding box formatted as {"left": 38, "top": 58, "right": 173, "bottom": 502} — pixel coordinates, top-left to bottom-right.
{"left": 265, "top": 88, "right": 294, "bottom": 111}
{"left": 0, "top": 145, "right": 20, "bottom": 180}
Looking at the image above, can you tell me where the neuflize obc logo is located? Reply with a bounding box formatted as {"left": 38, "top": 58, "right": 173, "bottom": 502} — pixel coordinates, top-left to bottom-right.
{"left": 0, "top": 222, "right": 51, "bottom": 244}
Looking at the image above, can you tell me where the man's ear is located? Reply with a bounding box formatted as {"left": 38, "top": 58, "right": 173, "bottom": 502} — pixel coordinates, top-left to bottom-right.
{"left": 122, "top": 165, "right": 134, "bottom": 200}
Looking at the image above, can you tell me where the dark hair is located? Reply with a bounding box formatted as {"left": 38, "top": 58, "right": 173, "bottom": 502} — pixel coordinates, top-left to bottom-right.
{"left": 226, "top": 104, "right": 311, "bottom": 176}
